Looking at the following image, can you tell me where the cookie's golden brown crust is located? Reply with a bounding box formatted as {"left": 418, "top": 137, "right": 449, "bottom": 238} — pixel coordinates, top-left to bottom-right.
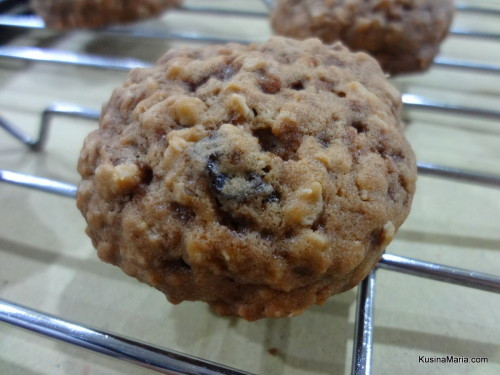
{"left": 77, "top": 37, "right": 416, "bottom": 320}
{"left": 271, "top": 0, "right": 454, "bottom": 74}
{"left": 31, "top": 0, "right": 182, "bottom": 30}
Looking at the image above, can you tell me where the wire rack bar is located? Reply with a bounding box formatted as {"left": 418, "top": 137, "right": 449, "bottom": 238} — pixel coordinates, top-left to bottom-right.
{"left": 104, "top": 27, "right": 252, "bottom": 44}
{"left": 0, "top": 170, "right": 77, "bottom": 198}
{"left": 433, "top": 57, "right": 500, "bottom": 75}
{"left": 449, "top": 29, "right": 500, "bottom": 41}
{"left": 0, "top": 298, "right": 254, "bottom": 375}
{"left": 351, "top": 270, "right": 376, "bottom": 375}
{"left": 0, "top": 15, "right": 255, "bottom": 44}
{"left": 2, "top": 135, "right": 500, "bottom": 190}
{"left": 182, "top": 1, "right": 500, "bottom": 18}
{"left": 3, "top": 46, "right": 500, "bottom": 77}
{"left": 0, "top": 14, "right": 43, "bottom": 28}
{"left": 378, "top": 254, "right": 500, "bottom": 293}
{"left": 2, "top": 13, "right": 500, "bottom": 51}
{"left": 402, "top": 93, "right": 500, "bottom": 120}
{"left": 0, "top": 104, "right": 99, "bottom": 150}
{"left": 0, "top": 46, "right": 150, "bottom": 71}
{"left": 176, "top": 5, "right": 268, "bottom": 18}
{"left": 455, "top": 4, "right": 500, "bottom": 16}
{"left": 417, "top": 162, "right": 500, "bottom": 188}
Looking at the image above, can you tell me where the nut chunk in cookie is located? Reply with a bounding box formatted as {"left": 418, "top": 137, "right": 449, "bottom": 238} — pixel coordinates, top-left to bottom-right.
{"left": 77, "top": 36, "right": 417, "bottom": 321}
{"left": 271, "top": 0, "right": 455, "bottom": 74}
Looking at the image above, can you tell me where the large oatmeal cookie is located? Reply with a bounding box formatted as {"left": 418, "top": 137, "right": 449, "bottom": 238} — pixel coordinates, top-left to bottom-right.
{"left": 31, "top": 0, "right": 182, "bottom": 30}
{"left": 77, "top": 37, "right": 416, "bottom": 321}
{"left": 271, "top": 0, "right": 454, "bottom": 74}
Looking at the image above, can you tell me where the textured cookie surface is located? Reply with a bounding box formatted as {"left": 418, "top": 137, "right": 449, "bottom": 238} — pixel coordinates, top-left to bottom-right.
{"left": 271, "top": 0, "right": 454, "bottom": 74}
{"left": 77, "top": 37, "right": 417, "bottom": 320}
{"left": 31, "top": 0, "right": 182, "bottom": 30}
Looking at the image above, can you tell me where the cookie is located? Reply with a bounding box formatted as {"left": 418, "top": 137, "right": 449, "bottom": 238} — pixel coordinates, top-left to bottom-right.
{"left": 31, "top": 0, "right": 182, "bottom": 30}
{"left": 77, "top": 37, "right": 417, "bottom": 321}
{"left": 270, "top": 0, "right": 455, "bottom": 74}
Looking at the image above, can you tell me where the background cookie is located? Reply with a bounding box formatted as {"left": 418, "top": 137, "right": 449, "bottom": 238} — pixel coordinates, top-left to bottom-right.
{"left": 271, "top": 0, "right": 455, "bottom": 75}
{"left": 77, "top": 36, "right": 417, "bottom": 321}
{"left": 31, "top": 0, "right": 183, "bottom": 30}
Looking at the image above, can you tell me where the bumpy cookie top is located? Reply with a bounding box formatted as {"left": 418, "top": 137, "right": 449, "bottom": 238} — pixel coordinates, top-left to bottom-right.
{"left": 271, "top": 0, "right": 455, "bottom": 74}
{"left": 77, "top": 37, "right": 416, "bottom": 320}
{"left": 31, "top": 0, "right": 182, "bottom": 30}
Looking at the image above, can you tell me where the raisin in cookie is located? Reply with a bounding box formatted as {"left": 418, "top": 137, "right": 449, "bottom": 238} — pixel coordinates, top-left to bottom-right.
{"left": 77, "top": 37, "right": 417, "bottom": 321}
{"left": 31, "top": 0, "right": 182, "bottom": 30}
{"left": 271, "top": 0, "right": 454, "bottom": 74}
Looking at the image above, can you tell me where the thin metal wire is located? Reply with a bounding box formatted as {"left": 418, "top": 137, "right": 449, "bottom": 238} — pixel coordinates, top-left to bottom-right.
{"left": 104, "top": 27, "right": 253, "bottom": 44}
{"left": 0, "top": 169, "right": 77, "bottom": 198}
{"left": 2, "top": 106, "right": 500, "bottom": 189}
{"left": 417, "top": 162, "right": 500, "bottom": 188}
{"left": 177, "top": 4, "right": 268, "bottom": 18}
{"left": 402, "top": 93, "right": 500, "bottom": 120}
{"left": 455, "top": 4, "right": 500, "bottom": 16}
{"left": 0, "top": 15, "right": 255, "bottom": 44}
{"left": 433, "top": 57, "right": 500, "bottom": 75}
{"left": 1, "top": 13, "right": 500, "bottom": 54}
{"left": 7, "top": 46, "right": 499, "bottom": 79}
{"left": 351, "top": 271, "right": 376, "bottom": 375}
{"left": 378, "top": 254, "right": 500, "bottom": 293}
{"left": 0, "top": 46, "right": 150, "bottom": 71}
{"left": 0, "top": 299, "right": 254, "bottom": 375}
{"left": 449, "top": 29, "right": 500, "bottom": 41}
{"left": 0, "top": 103, "right": 99, "bottom": 150}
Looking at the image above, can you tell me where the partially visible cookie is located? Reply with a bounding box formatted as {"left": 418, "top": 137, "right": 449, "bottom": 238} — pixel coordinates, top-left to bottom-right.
{"left": 31, "top": 0, "right": 182, "bottom": 30}
{"left": 271, "top": 0, "right": 455, "bottom": 74}
{"left": 77, "top": 37, "right": 417, "bottom": 321}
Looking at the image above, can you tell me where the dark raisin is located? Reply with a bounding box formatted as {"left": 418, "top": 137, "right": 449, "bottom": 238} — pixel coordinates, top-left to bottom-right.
{"left": 293, "top": 266, "right": 313, "bottom": 276}
{"left": 138, "top": 163, "right": 153, "bottom": 185}
{"left": 206, "top": 154, "right": 219, "bottom": 174}
{"left": 311, "top": 215, "right": 326, "bottom": 231}
{"left": 265, "top": 191, "right": 280, "bottom": 203}
{"left": 317, "top": 132, "right": 331, "bottom": 147}
{"left": 268, "top": 348, "right": 279, "bottom": 356}
{"left": 171, "top": 202, "right": 195, "bottom": 222}
{"left": 165, "top": 259, "right": 191, "bottom": 272}
{"left": 253, "top": 128, "right": 280, "bottom": 153}
{"left": 186, "top": 75, "right": 210, "bottom": 92}
{"left": 369, "top": 228, "right": 383, "bottom": 248}
{"left": 217, "top": 210, "right": 252, "bottom": 233}
{"left": 399, "top": 174, "right": 409, "bottom": 192}
{"left": 351, "top": 121, "right": 368, "bottom": 134}
{"left": 213, "top": 174, "right": 229, "bottom": 192}
{"left": 206, "top": 154, "right": 229, "bottom": 193}
{"left": 291, "top": 81, "right": 304, "bottom": 91}
{"left": 258, "top": 73, "right": 281, "bottom": 94}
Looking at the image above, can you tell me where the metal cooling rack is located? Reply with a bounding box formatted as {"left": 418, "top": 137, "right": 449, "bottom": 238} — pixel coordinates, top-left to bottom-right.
{"left": 0, "top": 1, "right": 500, "bottom": 374}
